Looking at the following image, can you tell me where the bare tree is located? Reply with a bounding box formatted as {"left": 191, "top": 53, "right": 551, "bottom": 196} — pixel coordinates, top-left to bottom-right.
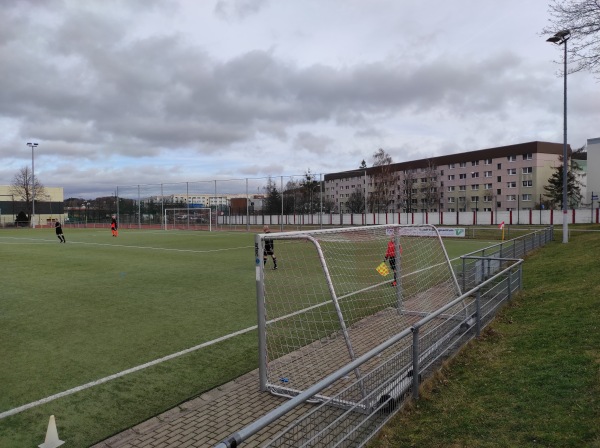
{"left": 347, "top": 187, "right": 366, "bottom": 213}
{"left": 368, "top": 148, "right": 397, "bottom": 212}
{"left": 398, "top": 169, "right": 417, "bottom": 213}
{"left": 543, "top": 0, "right": 600, "bottom": 77}
{"left": 10, "top": 166, "right": 46, "bottom": 220}
{"left": 422, "top": 160, "right": 441, "bottom": 211}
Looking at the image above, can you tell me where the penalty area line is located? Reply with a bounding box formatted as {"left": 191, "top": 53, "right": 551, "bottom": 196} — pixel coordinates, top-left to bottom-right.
{"left": 0, "top": 324, "right": 258, "bottom": 420}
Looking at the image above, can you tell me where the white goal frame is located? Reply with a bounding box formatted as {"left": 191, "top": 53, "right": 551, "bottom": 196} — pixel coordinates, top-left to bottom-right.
{"left": 164, "top": 208, "right": 212, "bottom": 231}
{"left": 255, "top": 224, "right": 462, "bottom": 409}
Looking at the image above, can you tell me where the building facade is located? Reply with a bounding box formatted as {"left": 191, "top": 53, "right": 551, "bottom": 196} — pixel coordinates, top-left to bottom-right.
{"left": 586, "top": 137, "right": 600, "bottom": 204}
{"left": 324, "top": 142, "right": 569, "bottom": 214}
{"left": 0, "top": 185, "right": 65, "bottom": 226}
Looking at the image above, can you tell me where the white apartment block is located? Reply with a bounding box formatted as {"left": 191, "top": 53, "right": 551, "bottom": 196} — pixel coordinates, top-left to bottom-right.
{"left": 146, "top": 194, "right": 235, "bottom": 209}
{"left": 325, "top": 141, "right": 569, "bottom": 214}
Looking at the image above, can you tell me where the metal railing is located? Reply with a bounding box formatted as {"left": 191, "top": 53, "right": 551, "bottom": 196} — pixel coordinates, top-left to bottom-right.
{"left": 216, "top": 227, "right": 553, "bottom": 447}
{"left": 457, "top": 226, "right": 553, "bottom": 292}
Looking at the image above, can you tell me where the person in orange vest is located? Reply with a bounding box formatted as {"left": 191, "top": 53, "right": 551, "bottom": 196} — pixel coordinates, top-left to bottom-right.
{"left": 384, "top": 237, "right": 400, "bottom": 286}
{"left": 111, "top": 216, "right": 118, "bottom": 237}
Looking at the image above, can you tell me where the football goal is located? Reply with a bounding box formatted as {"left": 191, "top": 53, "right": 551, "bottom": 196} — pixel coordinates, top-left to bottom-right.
{"left": 255, "top": 224, "right": 462, "bottom": 408}
{"left": 164, "top": 208, "right": 212, "bottom": 231}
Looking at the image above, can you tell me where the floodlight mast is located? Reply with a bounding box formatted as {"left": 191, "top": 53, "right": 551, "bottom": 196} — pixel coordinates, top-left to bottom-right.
{"left": 546, "top": 29, "right": 570, "bottom": 244}
{"left": 27, "top": 142, "right": 39, "bottom": 228}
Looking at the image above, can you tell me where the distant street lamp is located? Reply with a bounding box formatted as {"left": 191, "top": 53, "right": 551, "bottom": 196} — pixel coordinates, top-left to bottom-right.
{"left": 27, "top": 142, "right": 38, "bottom": 228}
{"left": 547, "top": 29, "right": 570, "bottom": 243}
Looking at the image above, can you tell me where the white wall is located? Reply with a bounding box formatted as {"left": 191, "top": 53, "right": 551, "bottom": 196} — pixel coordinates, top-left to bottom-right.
{"left": 587, "top": 137, "right": 600, "bottom": 204}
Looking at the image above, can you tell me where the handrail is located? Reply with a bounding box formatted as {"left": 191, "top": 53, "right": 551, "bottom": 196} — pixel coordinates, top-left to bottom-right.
{"left": 216, "top": 256, "right": 523, "bottom": 448}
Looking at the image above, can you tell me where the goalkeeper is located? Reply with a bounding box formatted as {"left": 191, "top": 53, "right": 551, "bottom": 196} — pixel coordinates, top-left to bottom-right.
{"left": 384, "top": 238, "right": 398, "bottom": 286}
{"left": 263, "top": 226, "right": 278, "bottom": 270}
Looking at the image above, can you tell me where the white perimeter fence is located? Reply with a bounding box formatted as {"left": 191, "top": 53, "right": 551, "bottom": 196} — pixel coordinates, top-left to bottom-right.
{"left": 222, "top": 209, "right": 599, "bottom": 228}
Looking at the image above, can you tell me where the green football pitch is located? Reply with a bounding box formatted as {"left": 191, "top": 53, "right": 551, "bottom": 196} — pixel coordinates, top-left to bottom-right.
{"left": 0, "top": 227, "right": 498, "bottom": 447}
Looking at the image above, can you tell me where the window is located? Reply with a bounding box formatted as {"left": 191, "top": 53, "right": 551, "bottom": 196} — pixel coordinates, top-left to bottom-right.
{"left": 459, "top": 185, "right": 466, "bottom": 191}
{"left": 497, "top": 176, "right": 502, "bottom": 182}
{"left": 448, "top": 208, "right": 455, "bottom": 212}
{"left": 508, "top": 168, "right": 517, "bottom": 175}
{"left": 471, "top": 172, "right": 479, "bottom": 178}
{"left": 471, "top": 196, "right": 479, "bottom": 202}
{"left": 497, "top": 163, "right": 502, "bottom": 170}
{"left": 484, "top": 208, "right": 492, "bottom": 212}
{"left": 447, "top": 197, "right": 455, "bottom": 203}
{"left": 522, "top": 194, "right": 532, "bottom": 201}
{"left": 447, "top": 186, "right": 455, "bottom": 192}
{"left": 471, "top": 184, "right": 479, "bottom": 190}
{"left": 484, "top": 158, "right": 493, "bottom": 165}
{"left": 459, "top": 162, "right": 467, "bottom": 168}
{"left": 522, "top": 180, "right": 533, "bottom": 187}
{"left": 472, "top": 160, "right": 479, "bottom": 166}
{"left": 522, "top": 167, "right": 533, "bottom": 174}
{"left": 484, "top": 195, "right": 492, "bottom": 202}
{"left": 485, "top": 183, "right": 493, "bottom": 189}
{"left": 507, "top": 155, "right": 517, "bottom": 162}
{"left": 459, "top": 173, "right": 467, "bottom": 179}
{"left": 497, "top": 189, "right": 502, "bottom": 195}
{"left": 449, "top": 163, "right": 455, "bottom": 169}
{"left": 523, "top": 153, "right": 533, "bottom": 160}
{"left": 507, "top": 181, "right": 517, "bottom": 188}
{"left": 507, "top": 194, "right": 517, "bottom": 201}
{"left": 421, "top": 178, "right": 427, "bottom": 182}
{"left": 484, "top": 171, "right": 492, "bottom": 177}
{"left": 448, "top": 174, "right": 455, "bottom": 180}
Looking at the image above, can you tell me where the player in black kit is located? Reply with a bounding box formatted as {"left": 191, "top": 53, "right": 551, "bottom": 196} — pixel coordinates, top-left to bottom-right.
{"left": 263, "top": 226, "right": 278, "bottom": 270}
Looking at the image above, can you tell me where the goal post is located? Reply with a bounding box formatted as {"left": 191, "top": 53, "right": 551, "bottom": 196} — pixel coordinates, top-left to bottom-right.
{"left": 256, "top": 224, "right": 462, "bottom": 408}
{"left": 164, "top": 208, "right": 212, "bottom": 231}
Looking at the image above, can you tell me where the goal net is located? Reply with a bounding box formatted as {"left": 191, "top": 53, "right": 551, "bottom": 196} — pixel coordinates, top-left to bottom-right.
{"left": 164, "top": 208, "right": 212, "bottom": 231}
{"left": 256, "top": 224, "right": 462, "bottom": 407}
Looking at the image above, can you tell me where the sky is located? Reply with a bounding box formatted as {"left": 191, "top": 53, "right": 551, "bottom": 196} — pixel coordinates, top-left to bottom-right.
{"left": 1, "top": 0, "right": 599, "bottom": 199}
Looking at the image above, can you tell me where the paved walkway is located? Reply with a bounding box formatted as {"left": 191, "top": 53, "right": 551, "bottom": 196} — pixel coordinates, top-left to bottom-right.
{"left": 91, "top": 288, "right": 461, "bottom": 448}
{"left": 91, "top": 368, "right": 313, "bottom": 448}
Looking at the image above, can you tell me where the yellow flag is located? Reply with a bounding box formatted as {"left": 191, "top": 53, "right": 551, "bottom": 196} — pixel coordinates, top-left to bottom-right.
{"left": 376, "top": 262, "right": 390, "bottom": 276}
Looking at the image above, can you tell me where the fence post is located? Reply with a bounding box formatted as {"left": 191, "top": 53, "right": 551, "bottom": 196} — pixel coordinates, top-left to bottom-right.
{"left": 411, "top": 326, "right": 420, "bottom": 400}
{"left": 461, "top": 257, "right": 466, "bottom": 293}
{"left": 475, "top": 290, "right": 481, "bottom": 337}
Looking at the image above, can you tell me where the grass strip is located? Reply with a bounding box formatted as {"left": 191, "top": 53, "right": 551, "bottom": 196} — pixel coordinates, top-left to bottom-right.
{"left": 370, "top": 229, "right": 600, "bottom": 448}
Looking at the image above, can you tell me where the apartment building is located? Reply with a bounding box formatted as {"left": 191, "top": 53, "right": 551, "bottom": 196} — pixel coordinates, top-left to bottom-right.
{"left": 324, "top": 141, "right": 568, "bottom": 214}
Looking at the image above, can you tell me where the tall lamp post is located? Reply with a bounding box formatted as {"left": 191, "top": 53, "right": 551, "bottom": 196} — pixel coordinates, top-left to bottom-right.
{"left": 27, "top": 142, "right": 38, "bottom": 228}
{"left": 547, "top": 29, "right": 570, "bottom": 243}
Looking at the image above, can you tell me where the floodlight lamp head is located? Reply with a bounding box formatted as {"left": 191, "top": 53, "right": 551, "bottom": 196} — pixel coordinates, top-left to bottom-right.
{"left": 546, "top": 29, "right": 571, "bottom": 45}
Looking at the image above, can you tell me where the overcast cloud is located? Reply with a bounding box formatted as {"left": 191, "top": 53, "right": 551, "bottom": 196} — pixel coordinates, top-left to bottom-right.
{"left": 1, "top": 0, "right": 598, "bottom": 198}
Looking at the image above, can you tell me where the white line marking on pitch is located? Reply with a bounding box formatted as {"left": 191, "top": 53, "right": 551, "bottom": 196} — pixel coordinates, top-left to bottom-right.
{"left": 0, "top": 325, "right": 258, "bottom": 420}
{"left": 0, "top": 237, "right": 252, "bottom": 253}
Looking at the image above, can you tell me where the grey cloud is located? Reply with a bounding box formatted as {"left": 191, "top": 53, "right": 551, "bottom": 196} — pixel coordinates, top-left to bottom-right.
{"left": 214, "top": 0, "right": 270, "bottom": 21}
{"left": 292, "top": 131, "right": 334, "bottom": 154}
